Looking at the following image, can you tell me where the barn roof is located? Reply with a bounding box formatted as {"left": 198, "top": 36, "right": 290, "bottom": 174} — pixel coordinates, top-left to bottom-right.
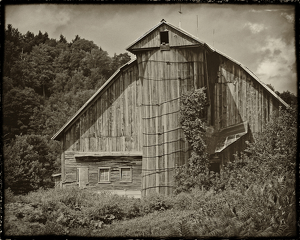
{"left": 52, "top": 20, "right": 288, "bottom": 141}
{"left": 127, "top": 20, "right": 288, "bottom": 108}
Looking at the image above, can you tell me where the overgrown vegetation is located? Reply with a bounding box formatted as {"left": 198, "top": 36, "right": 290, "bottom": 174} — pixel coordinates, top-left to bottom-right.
{"left": 174, "top": 88, "right": 212, "bottom": 193}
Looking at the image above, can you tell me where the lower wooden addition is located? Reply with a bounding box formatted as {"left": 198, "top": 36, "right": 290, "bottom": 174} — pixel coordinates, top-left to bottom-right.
{"left": 63, "top": 151, "right": 142, "bottom": 192}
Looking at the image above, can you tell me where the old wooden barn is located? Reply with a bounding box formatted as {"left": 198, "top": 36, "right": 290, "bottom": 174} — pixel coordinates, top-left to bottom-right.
{"left": 52, "top": 20, "right": 288, "bottom": 197}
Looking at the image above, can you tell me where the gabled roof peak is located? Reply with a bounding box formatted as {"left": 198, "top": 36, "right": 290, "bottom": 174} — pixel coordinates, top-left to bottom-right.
{"left": 161, "top": 19, "right": 166, "bottom": 22}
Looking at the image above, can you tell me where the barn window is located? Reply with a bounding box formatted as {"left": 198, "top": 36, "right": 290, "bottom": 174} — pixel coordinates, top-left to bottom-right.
{"left": 98, "top": 167, "right": 111, "bottom": 183}
{"left": 120, "top": 167, "right": 132, "bottom": 182}
{"left": 160, "top": 31, "right": 169, "bottom": 44}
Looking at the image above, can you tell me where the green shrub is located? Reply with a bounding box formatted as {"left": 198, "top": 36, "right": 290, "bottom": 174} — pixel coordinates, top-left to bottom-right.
{"left": 140, "top": 193, "right": 175, "bottom": 214}
{"left": 173, "top": 192, "right": 193, "bottom": 210}
{"left": 4, "top": 188, "right": 16, "bottom": 203}
{"left": 4, "top": 134, "right": 57, "bottom": 194}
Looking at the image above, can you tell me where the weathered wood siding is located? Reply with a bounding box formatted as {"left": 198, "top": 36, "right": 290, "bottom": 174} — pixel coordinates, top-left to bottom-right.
{"left": 206, "top": 52, "right": 281, "bottom": 165}
{"left": 207, "top": 53, "right": 280, "bottom": 133}
{"left": 137, "top": 47, "right": 208, "bottom": 196}
{"left": 130, "top": 24, "right": 199, "bottom": 51}
{"left": 63, "top": 62, "right": 142, "bottom": 153}
{"left": 63, "top": 151, "right": 142, "bottom": 191}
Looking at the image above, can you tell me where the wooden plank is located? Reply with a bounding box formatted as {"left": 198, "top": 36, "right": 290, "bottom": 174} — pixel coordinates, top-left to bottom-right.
{"left": 115, "top": 76, "right": 120, "bottom": 138}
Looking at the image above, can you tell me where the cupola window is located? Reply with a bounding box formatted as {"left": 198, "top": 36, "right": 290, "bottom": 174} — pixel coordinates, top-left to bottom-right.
{"left": 160, "top": 31, "right": 169, "bottom": 44}
{"left": 160, "top": 31, "right": 170, "bottom": 51}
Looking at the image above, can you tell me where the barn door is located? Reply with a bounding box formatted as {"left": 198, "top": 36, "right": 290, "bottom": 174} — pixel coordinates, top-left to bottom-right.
{"left": 77, "top": 167, "right": 89, "bottom": 188}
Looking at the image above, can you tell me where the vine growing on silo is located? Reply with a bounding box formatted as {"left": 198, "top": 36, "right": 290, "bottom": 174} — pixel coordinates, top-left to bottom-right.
{"left": 174, "top": 87, "right": 212, "bottom": 194}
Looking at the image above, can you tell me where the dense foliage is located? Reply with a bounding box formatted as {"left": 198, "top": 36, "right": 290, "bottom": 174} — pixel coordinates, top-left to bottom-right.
{"left": 3, "top": 24, "right": 131, "bottom": 194}
{"left": 174, "top": 88, "right": 212, "bottom": 193}
{"left": 173, "top": 87, "right": 297, "bottom": 237}
{"left": 4, "top": 135, "right": 60, "bottom": 194}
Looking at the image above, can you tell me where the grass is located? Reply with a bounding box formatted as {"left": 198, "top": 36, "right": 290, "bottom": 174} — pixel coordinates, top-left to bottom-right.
{"left": 3, "top": 184, "right": 297, "bottom": 238}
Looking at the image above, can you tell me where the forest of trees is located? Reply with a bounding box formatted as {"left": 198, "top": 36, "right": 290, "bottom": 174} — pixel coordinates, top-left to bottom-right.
{"left": 3, "top": 24, "right": 131, "bottom": 194}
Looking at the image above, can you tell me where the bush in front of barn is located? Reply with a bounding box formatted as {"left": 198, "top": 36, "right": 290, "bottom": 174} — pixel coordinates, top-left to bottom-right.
{"left": 139, "top": 193, "right": 175, "bottom": 214}
{"left": 4, "top": 134, "right": 59, "bottom": 195}
{"left": 4, "top": 187, "right": 145, "bottom": 236}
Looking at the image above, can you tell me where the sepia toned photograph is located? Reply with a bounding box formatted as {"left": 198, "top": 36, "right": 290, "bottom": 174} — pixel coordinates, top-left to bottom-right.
{"left": 3, "top": 2, "right": 297, "bottom": 238}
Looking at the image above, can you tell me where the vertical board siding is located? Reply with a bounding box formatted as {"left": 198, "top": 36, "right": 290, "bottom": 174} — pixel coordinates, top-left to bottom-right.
{"left": 64, "top": 63, "right": 142, "bottom": 153}
{"left": 139, "top": 47, "right": 205, "bottom": 196}
{"left": 130, "top": 24, "right": 199, "bottom": 51}
{"left": 209, "top": 55, "right": 280, "bottom": 135}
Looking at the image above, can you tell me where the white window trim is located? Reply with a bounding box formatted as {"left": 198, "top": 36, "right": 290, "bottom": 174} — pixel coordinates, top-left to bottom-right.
{"left": 119, "top": 167, "right": 133, "bottom": 183}
{"left": 98, "top": 167, "right": 111, "bottom": 183}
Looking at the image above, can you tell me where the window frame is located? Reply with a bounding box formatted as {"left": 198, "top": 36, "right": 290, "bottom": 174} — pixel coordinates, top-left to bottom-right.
{"left": 160, "top": 31, "right": 169, "bottom": 44}
{"left": 119, "top": 167, "right": 133, "bottom": 183}
{"left": 98, "top": 167, "right": 111, "bottom": 183}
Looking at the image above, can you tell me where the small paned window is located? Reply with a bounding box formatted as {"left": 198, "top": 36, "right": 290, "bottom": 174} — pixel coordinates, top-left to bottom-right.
{"left": 120, "top": 167, "right": 132, "bottom": 182}
{"left": 98, "top": 168, "right": 111, "bottom": 183}
{"left": 160, "top": 31, "right": 169, "bottom": 44}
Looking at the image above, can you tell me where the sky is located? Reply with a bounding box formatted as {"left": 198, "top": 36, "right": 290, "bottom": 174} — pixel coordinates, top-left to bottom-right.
{"left": 5, "top": 3, "right": 297, "bottom": 94}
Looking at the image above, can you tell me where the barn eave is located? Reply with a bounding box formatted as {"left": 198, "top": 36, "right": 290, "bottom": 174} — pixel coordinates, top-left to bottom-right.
{"left": 126, "top": 20, "right": 206, "bottom": 53}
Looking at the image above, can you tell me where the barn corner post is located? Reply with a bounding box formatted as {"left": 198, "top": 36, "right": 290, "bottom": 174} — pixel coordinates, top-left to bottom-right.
{"left": 60, "top": 133, "right": 65, "bottom": 188}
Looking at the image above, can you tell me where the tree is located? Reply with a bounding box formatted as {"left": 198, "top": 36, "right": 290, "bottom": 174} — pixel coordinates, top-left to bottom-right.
{"left": 25, "top": 44, "right": 57, "bottom": 96}
{"left": 110, "top": 52, "right": 131, "bottom": 72}
{"left": 266, "top": 83, "right": 275, "bottom": 92}
{"left": 59, "top": 34, "right": 67, "bottom": 44}
{"left": 4, "top": 25, "right": 22, "bottom": 77}
{"left": 209, "top": 105, "right": 297, "bottom": 192}
{"left": 276, "top": 90, "right": 297, "bottom": 106}
{"left": 72, "top": 34, "right": 81, "bottom": 43}
{"left": 3, "top": 87, "right": 44, "bottom": 139}
{"left": 4, "top": 134, "right": 59, "bottom": 194}
{"left": 83, "top": 48, "right": 112, "bottom": 81}
{"left": 71, "top": 38, "right": 98, "bottom": 52}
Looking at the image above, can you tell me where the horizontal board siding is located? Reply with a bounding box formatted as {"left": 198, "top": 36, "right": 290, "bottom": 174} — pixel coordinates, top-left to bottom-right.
{"left": 64, "top": 63, "right": 142, "bottom": 153}
{"left": 64, "top": 151, "right": 142, "bottom": 191}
